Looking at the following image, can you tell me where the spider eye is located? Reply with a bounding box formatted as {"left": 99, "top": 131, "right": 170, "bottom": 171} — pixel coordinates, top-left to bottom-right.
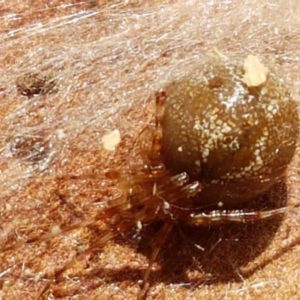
{"left": 161, "top": 56, "right": 299, "bottom": 205}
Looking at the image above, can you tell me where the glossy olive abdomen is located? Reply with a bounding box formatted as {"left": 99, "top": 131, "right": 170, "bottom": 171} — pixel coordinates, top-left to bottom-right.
{"left": 161, "top": 57, "right": 299, "bottom": 206}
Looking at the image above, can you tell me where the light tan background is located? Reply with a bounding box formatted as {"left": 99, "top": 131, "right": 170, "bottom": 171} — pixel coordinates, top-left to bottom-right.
{"left": 0, "top": 1, "right": 299, "bottom": 299}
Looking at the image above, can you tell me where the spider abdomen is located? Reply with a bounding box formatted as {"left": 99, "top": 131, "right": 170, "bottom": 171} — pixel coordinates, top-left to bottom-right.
{"left": 161, "top": 56, "right": 299, "bottom": 206}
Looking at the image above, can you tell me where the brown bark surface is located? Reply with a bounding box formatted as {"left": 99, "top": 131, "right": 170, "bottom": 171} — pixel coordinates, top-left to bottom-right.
{"left": 0, "top": 1, "right": 300, "bottom": 299}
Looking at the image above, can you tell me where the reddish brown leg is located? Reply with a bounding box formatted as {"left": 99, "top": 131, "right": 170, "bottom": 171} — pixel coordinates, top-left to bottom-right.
{"left": 137, "top": 220, "right": 173, "bottom": 300}
{"left": 187, "top": 207, "right": 287, "bottom": 226}
{"left": 38, "top": 218, "right": 134, "bottom": 298}
{"left": 146, "top": 91, "right": 166, "bottom": 174}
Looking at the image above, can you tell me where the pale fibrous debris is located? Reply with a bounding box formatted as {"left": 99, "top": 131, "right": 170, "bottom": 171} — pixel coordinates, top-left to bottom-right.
{"left": 212, "top": 47, "right": 229, "bottom": 60}
{"left": 55, "top": 129, "right": 67, "bottom": 140}
{"left": 51, "top": 225, "right": 62, "bottom": 236}
{"left": 101, "top": 129, "right": 121, "bottom": 151}
{"left": 242, "top": 55, "right": 269, "bottom": 87}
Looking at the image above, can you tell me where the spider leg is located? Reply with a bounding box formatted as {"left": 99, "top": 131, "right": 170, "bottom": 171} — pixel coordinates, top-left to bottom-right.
{"left": 187, "top": 207, "right": 287, "bottom": 226}
{"left": 145, "top": 90, "right": 166, "bottom": 174}
{"left": 137, "top": 220, "right": 173, "bottom": 300}
{"left": 37, "top": 217, "right": 134, "bottom": 298}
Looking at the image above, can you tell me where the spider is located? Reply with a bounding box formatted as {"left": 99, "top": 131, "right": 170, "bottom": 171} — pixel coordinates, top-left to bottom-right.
{"left": 2, "top": 55, "right": 299, "bottom": 299}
